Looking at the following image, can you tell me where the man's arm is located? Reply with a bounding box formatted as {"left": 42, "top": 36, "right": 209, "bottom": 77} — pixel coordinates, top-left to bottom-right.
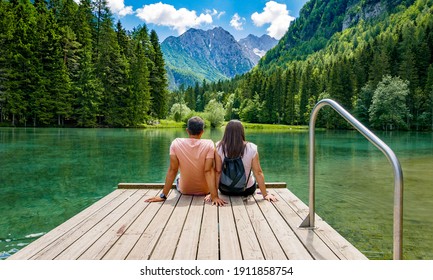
{"left": 204, "top": 157, "right": 226, "bottom": 206}
{"left": 214, "top": 150, "right": 222, "bottom": 193}
{"left": 145, "top": 155, "right": 179, "bottom": 202}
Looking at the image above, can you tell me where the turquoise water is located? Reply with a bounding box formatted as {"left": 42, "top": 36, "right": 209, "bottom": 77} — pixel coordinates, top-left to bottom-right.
{"left": 0, "top": 127, "right": 432, "bottom": 259}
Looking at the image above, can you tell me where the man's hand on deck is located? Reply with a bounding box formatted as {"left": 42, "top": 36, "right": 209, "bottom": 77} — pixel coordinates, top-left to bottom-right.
{"left": 145, "top": 196, "right": 165, "bottom": 203}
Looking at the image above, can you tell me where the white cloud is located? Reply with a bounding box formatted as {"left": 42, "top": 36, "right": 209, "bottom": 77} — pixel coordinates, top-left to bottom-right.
{"left": 230, "top": 13, "right": 245, "bottom": 31}
{"left": 206, "top": 9, "right": 225, "bottom": 19}
{"left": 107, "top": 0, "right": 134, "bottom": 17}
{"left": 136, "top": 2, "right": 213, "bottom": 35}
{"left": 205, "top": 9, "right": 217, "bottom": 16}
{"left": 217, "top": 11, "right": 226, "bottom": 19}
{"left": 251, "top": 1, "right": 295, "bottom": 39}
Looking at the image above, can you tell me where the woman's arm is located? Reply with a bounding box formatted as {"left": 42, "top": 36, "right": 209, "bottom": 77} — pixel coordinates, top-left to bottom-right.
{"left": 251, "top": 153, "right": 277, "bottom": 202}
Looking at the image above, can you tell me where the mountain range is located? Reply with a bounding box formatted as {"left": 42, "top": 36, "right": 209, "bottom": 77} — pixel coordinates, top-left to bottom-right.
{"left": 161, "top": 27, "right": 278, "bottom": 89}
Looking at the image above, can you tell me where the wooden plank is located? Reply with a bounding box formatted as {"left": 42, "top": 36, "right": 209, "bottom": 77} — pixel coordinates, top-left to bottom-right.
{"left": 262, "top": 182, "right": 287, "bottom": 188}
{"left": 314, "top": 219, "right": 368, "bottom": 260}
{"left": 77, "top": 189, "right": 151, "bottom": 260}
{"left": 118, "top": 182, "right": 287, "bottom": 189}
{"left": 102, "top": 189, "right": 167, "bottom": 260}
{"left": 231, "top": 196, "right": 264, "bottom": 260}
{"left": 55, "top": 189, "right": 145, "bottom": 260}
{"left": 150, "top": 194, "right": 193, "bottom": 259}
{"left": 273, "top": 189, "right": 339, "bottom": 260}
{"left": 218, "top": 194, "right": 242, "bottom": 260}
{"left": 280, "top": 189, "right": 368, "bottom": 260}
{"left": 118, "top": 183, "right": 176, "bottom": 189}
{"left": 31, "top": 189, "right": 138, "bottom": 260}
{"left": 196, "top": 199, "right": 219, "bottom": 260}
{"left": 8, "top": 189, "right": 127, "bottom": 260}
{"left": 253, "top": 192, "right": 313, "bottom": 260}
{"left": 243, "top": 195, "right": 287, "bottom": 260}
{"left": 173, "top": 196, "right": 205, "bottom": 260}
{"left": 125, "top": 191, "right": 182, "bottom": 260}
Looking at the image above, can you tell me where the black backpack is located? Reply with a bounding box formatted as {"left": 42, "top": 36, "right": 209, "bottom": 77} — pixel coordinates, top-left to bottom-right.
{"left": 219, "top": 153, "right": 251, "bottom": 194}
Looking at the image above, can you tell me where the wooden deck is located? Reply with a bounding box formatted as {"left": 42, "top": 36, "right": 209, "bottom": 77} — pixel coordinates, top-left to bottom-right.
{"left": 8, "top": 183, "right": 367, "bottom": 260}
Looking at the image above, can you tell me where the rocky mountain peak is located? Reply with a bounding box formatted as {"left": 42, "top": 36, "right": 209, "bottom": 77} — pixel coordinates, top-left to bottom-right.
{"left": 161, "top": 27, "right": 278, "bottom": 89}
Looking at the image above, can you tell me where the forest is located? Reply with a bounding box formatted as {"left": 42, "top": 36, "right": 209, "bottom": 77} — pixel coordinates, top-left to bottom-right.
{"left": 172, "top": 0, "right": 433, "bottom": 130}
{"left": 2, "top": 0, "right": 433, "bottom": 130}
{"left": 0, "top": 0, "right": 167, "bottom": 127}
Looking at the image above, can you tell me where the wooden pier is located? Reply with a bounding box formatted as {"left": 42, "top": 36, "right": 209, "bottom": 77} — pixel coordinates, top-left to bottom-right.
{"left": 8, "top": 183, "right": 367, "bottom": 260}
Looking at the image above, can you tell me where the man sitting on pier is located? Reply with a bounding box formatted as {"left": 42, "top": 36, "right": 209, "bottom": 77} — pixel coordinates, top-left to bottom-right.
{"left": 145, "top": 116, "right": 226, "bottom": 206}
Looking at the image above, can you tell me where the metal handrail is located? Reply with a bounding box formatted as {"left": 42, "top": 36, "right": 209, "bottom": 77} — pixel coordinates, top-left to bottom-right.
{"left": 299, "top": 99, "right": 404, "bottom": 260}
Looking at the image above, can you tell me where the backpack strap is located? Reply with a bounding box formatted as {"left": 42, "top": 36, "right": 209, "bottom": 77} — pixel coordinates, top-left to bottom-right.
{"left": 245, "top": 166, "right": 252, "bottom": 188}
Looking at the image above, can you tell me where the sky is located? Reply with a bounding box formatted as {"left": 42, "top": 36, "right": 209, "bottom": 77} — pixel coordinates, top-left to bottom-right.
{"left": 100, "top": 0, "right": 310, "bottom": 41}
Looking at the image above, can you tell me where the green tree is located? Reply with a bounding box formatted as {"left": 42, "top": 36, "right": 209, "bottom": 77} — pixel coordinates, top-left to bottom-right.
{"left": 204, "top": 99, "right": 225, "bottom": 128}
{"left": 35, "top": 0, "right": 72, "bottom": 125}
{"left": 7, "top": 0, "right": 39, "bottom": 125}
{"left": 149, "top": 30, "right": 168, "bottom": 119}
{"left": 239, "top": 93, "right": 262, "bottom": 123}
{"left": 74, "top": 0, "right": 101, "bottom": 127}
{"left": 284, "top": 65, "right": 298, "bottom": 124}
{"left": 369, "top": 75, "right": 411, "bottom": 130}
{"left": 169, "top": 103, "right": 191, "bottom": 122}
{"left": 425, "top": 64, "right": 433, "bottom": 130}
{"left": 193, "top": 81, "right": 202, "bottom": 112}
{"left": 0, "top": 0, "right": 14, "bottom": 123}
{"left": 129, "top": 40, "right": 151, "bottom": 125}
{"left": 94, "top": 2, "right": 129, "bottom": 126}
{"left": 184, "top": 85, "right": 195, "bottom": 110}
{"left": 354, "top": 82, "right": 375, "bottom": 125}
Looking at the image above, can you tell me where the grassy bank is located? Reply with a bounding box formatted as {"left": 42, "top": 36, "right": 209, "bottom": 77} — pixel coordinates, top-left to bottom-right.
{"left": 144, "top": 119, "right": 309, "bottom": 131}
{"left": 142, "top": 120, "right": 185, "bottom": 128}
{"left": 0, "top": 120, "right": 308, "bottom": 130}
{"left": 242, "top": 123, "right": 309, "bottom": 131}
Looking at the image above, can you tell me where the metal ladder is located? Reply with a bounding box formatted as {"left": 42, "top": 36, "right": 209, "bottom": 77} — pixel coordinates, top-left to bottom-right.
{"left": 299, "top": 99, "right": 404, "bottom": 260}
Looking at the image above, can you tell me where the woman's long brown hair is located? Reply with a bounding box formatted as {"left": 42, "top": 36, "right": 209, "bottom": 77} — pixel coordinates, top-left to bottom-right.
{"left": 217, "top": 120, "right": 246, "bottom": 158}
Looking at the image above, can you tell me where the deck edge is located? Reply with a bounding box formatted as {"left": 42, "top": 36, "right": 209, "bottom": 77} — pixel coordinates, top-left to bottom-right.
{"left": 117, "top": 182, "right": 287, "bottom": 189}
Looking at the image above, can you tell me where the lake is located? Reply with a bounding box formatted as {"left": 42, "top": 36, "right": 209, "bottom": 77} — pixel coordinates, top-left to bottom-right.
{"left": 0, "top": 127, "right": 432, "bottom": 260}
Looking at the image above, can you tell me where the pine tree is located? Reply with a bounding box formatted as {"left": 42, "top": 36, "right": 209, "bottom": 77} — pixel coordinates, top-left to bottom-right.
{"left": 33, "top": 0, "right": 72, "bottom": 126}
{"left": 116, "top": 21, "right": 130, "bottom": 57}
{"left": 74, "top": 0, "right": 101, "bottom": 127}
{"left": 93, "top": 1, "right": 130, "bottom": 126}
{"left": 426, "top": 64, "right": 433, "bottom": 130}
{"left": 7, "top": 0, "right": 39, "bottom": 125}
{"left": 56, "top": 0, "right": 77, "bottom": 27}
{"left": 149, "top": 30, "right": 168, "bottom": 119}
{"left": 194, "top": 81, "right": 203, "bottom": 111}
{"left": 299, "top": 62, "right": 313, "bottom": 124}
{"left": 129, "top": 40, "right": 151, "bottom": 125}
{"left": 284, "top": 65, "right": 298, "bottom": 125}
{"left": 0, "top": 0, "right": 13, "bottom": 123}
{"left": 184, "top": 85, "right": 195, "bottom": 110}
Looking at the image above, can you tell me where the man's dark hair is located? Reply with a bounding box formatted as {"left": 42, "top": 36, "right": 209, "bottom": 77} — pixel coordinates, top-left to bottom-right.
{"left": 187, "top": 116, "right": 205, "bottom": 135}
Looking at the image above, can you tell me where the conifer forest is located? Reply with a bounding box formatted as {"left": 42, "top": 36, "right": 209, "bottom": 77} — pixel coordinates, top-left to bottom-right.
{"left": 0, "top": 0, "right": 167, "bottom": 127}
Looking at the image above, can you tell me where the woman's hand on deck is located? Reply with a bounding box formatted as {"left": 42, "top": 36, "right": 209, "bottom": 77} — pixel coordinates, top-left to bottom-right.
{"left": 204, "top": 194, "right": 227, "bottom": 206}
{"left": 264, "top": 193, "right": 278, "bottom": 202}
{"left": 212, "top": 197, "right": 227, "bottom": 206}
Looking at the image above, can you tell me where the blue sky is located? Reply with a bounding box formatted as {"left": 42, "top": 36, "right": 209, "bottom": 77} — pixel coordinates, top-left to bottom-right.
{"left": 103, "top": 0, "right": 309, "bottom": 41}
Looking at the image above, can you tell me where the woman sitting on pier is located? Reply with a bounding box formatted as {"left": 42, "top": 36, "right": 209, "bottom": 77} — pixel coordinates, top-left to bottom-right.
{"left": 211, "top": 120, "right": 277, "bottom": 202}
